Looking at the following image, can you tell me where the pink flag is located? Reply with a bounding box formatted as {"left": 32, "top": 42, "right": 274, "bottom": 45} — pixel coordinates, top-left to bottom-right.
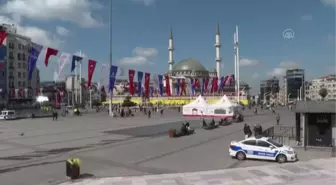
{"left": 87, "top": 60, "right": 97, "bottom": 87}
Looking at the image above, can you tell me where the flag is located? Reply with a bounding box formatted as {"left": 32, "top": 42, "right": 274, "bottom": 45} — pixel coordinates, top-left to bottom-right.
{"left": 71, "top": 55, "right": 82, "bottom": 72}
{"left": 223, "top": 76, "right": 229, "bottom": 87}
{"left": 137, "top": 71, "right": 144, "bottom": 96}
{"left": 109, "top": 65, "right": 118, "bottom": 92}
{"left": 118, "top": 67, "right": 125, "bottom": 77}
{"left": 180, "top": 79, "right": 186, "bottom": 96}
{"left": 43, "top": 47, "right": 58, "bottom": 67}
{"left": 87, "top": 59, "right": 97, "bottom": 87}
{"left": 98, "top": 64, "right": 107, "bottom": 89}
{"left": 190, "top": 78, "right": 195, "bottom": 96}
{"left": 153, "top": 74, "right": 159, "bottom": 89}
{"left": 150, "top": 87, "right": 154, "bottom": 97}
{"left": 0, "top": 31, "right": 7, "bottom": 45}
{"left": 204, "top": 77, "right": 209, "bottom": 93}
{"left": 229, "top": 74, "right": 235, "bottom": 86}
{"left": 211, "top": 77, "right": 218, "bottom": 93}
{"left": 158, "top": 74, "right": 163, "bottom": 96}
{"left": 58, "top": 52, "right": 71, "bottom": 77}
{"left": 28, "top": 47, "right": 40, "bottom": 80}
{"left": 176, "top": 79, "right": 181, "bottom": 96}
{"left": 218, "top": 77, "right": 224, "bottom": 91}
{"left": 165, "top": 75, "right": 171, "bottom": 96}
{"left": 144, "top": 73, "right": 150, "bottom": 97}
{"left": 128, "top": 69, "right": 136, "bottom": 96}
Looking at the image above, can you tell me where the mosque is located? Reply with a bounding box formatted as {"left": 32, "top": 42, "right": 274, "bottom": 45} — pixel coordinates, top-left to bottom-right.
{"left": 165, "top": 24, "right": 250, "bottom": 96}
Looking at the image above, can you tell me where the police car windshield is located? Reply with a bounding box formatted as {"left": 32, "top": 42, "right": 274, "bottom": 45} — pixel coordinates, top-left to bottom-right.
{"left": 267, "top": 139, "right": 283, "bottom": 147}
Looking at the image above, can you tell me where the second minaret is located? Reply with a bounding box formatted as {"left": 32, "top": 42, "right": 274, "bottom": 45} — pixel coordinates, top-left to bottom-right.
{"left": 215, "top": 24, "right": 221, "bottom": 78}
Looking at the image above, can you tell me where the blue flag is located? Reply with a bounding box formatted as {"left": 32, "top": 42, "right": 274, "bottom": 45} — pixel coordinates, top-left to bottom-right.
{"left": 109, "top": 65, "right": 118, "bottom": 92}
{"left": 150, "top": 87, "right": 154, "bottom": 97}
{"left": 71, "top": 55, "right": 83, "bottom": 72}
{"left": 137, "top": 71, "right": 144, "bottom": 97}
{"left": 158, "top": 74, "right": 163, "bottom": 96}
{"left": 28, "top": 47, "right": 40, "bottom": 80}
{"left": 190, "top": 78, "right": 195, "bottom": 96}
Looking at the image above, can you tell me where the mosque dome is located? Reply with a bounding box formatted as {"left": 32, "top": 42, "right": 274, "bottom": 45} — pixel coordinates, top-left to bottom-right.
{"left": 171, "top": 58, "right": 209, "bottom": 77}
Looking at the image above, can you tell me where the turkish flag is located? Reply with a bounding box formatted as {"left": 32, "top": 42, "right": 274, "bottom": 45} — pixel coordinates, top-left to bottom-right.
{"left": 144, "top": 73, "right": 150, "bottom": 97}
{"left": 165, "top": 75, "right": 171, "bottom": 96}
{"left": 44, "top": 48, "right": 59, "bottom": 67}
{"left": 87, "top": 60, "right": 97, "bottom": 87}
{"left": 128, "top": 69, "right": 135, "bottom": 95}
{"left": 0, "top": 31, "right": 7, "bottom": 45}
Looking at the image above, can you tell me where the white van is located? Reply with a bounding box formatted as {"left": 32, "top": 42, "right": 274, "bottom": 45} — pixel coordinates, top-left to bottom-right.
{"left": 0, "top": 110, "right": 17, "bottom": 120}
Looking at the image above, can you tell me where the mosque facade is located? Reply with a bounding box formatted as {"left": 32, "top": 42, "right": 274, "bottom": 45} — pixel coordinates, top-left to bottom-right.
{"left": 165, "top": 25, "right": 250, "bottom": 96}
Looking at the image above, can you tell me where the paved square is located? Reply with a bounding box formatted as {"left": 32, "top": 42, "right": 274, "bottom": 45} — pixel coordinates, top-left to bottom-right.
{"left": 0, "top": 108, "right": 332, "bottom": 185}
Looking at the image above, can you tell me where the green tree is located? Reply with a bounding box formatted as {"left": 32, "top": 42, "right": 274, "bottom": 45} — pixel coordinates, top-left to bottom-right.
{"left": 122, "top": 95, "right": 137, "bottom": 107}
{"left": 319, "top": 88, "right": 328, "bottom": 100}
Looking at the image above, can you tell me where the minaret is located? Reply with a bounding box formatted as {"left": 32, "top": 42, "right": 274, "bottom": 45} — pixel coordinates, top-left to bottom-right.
{"left": 168, "top": 26, "right": 174, "bottom": 71}
{"left": 215, "top": 23, "right": 221, "bottom": 77}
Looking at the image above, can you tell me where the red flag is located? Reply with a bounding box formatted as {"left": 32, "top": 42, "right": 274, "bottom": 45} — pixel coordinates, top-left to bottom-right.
{"left": 144, "top": 73, "right": 150, "bottom": 97}
{"left": 19, "top": 88, "right": 23, "bottom": 98}
{"left": 87, "top": 60, "right": 97, "bottom": 87}
{"left": 0, "top": 31, "right": 7, "bottom": 45}
{"left": 165, "top": 75, "right": 171, "bottom": 96}
{"left": 211, "top": 77, "right": 218, "bottom": 93}
{"left": 128, "top": 69, "right": 135, "bottom": 95}
{"left": 204, "top": 77, "right": 209, "bottom": 93}
{"left": 44, "top": 48, "right": 59, "bottom": 67}
{"left": 10, "top": 88, "right": 15, "bottom": 98}
{"left": 193, "top": 78, "right": 199, "bottom": 88}
{"left": 180, "top": 79, "right": 186, "bottom": 96}
{"left": 223, "top": 76, "right": 229, "bottom": 86}
{"left": 35, "top": 88, "right": 39, "bottom": 96}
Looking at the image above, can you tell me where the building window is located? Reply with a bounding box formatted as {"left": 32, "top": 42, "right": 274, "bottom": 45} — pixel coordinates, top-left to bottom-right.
{"left": 23, "top": 72, "right": 26, "bottom": 77}
{"left": 17, "top": 53, "right": 21, "bottom": 60}
{"left": 9, "top": 52, "right": 14, "bottom": 59}
{"left": 18, "top": 62, "right": 21, "bottom": 68}
{"left": 18, "top": 81, "right": 21, "bottom": 87}
{"left": 22, "top": 63, "right": 26, "bottom": 69}
{"left": 22, "top": 81, "right": 25, "bottom": 87}
{"left": 22, "top": 53, "right": 26, "bottom": 61}
{"left": 18, "top": 72, "right": 21, "bottom": 78}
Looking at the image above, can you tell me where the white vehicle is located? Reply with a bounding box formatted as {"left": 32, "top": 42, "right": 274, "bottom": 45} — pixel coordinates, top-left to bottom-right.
{"left": 229, "top": 136, "right": 298, "bottom": 163}
{"left": 0, "top": 110, "right": 17, "bottom": 120}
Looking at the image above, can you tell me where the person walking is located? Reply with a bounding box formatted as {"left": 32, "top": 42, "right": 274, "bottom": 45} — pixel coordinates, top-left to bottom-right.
{"left": 276, "top": 113, "right": 280, "bottom": 125}
{"left": 254, "top": 107, "right": 258, "bottom": 115}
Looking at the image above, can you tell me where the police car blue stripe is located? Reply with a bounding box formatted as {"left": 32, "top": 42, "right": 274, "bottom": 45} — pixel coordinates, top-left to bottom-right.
{"left": 231, "top": 146, "right": 278, "bottom": 157}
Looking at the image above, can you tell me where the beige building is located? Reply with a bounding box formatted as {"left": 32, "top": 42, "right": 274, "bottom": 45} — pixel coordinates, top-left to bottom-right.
{"left": 1, "top": 23, "right": 40, "bottom": 101}
{"left": 305, "top": 75, "right": 336, "bottom": 101}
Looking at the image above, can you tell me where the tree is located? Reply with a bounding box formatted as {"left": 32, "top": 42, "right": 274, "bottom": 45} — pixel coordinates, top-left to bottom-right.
{"left": 122, "top": 95, "right": 137, "bottom": 107}
{"left": 319, "top": 88, "right": 328, "bottom": 100}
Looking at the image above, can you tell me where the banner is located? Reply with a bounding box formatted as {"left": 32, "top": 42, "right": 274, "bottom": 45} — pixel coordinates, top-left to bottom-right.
{"left": 204, "top": 78, "right": 209, "bottom": 94}
{"left": 211, "top": 77, "right": 218, "bottom": 93}
{"left": 180, "top": 79, "right": 186, "bottom": 96}
{"left": 71, "top": 55, "right": 82, "bottom": 72}
{"left": 87, "top": 60, "right": 97, "bottom": 87}
{"left": 109, "top": 65, "right": 118, "bottom": 92}
{"left": 229, "top": 74, "right": 235, "bottom": 86}
{"left": 144, "top": 73, "right": 150, "bottom": 97}
{"left": 158, "top": 74, "right": 163, "bottom": 96}
{"left": 58, "top": 52, "right": 71, "bottom": 77}
{"left": 40, "top": 47, "right": 58, "bottom": 67}
{"left": 128, "top": 69, "right": 135, "bottom": 96}
{"left": 176, "top": 79, "right": 181, "bottom": 96}
{"left": 28, "top": 47, "right": 40, "bottom": 80}
{"left": 0, "top": 31, "right": 7, "bottom": 45}
{"left": 223, "top": 76, "right": 229, "bottom": 87}
{"left": 150, "top": 87, "right": 154, "bottom": 97}
{"left": 165, "top": 75, "right": 171, "bottom": 96}
{"left": 137, "top": 71, "right": 144, "bottom": 96}
{"left": 153, "top": 74, "right": 159, "bottom": 89}
{"left": 190, "top": 78, "right": 195, "bottom": 96}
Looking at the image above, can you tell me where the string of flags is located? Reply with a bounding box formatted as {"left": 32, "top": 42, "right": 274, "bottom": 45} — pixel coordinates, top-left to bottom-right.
{"left": 109, "top": 65, "right": 236, "bottom": 97}
{"left": 0, "top": 31, "right": 98, "bottom": 99}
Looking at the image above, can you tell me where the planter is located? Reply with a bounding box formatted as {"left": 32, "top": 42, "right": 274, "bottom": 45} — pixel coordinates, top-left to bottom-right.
{"left": 66, "top": 158, "right": 81, "bottom": 179}
{"left": 168, "top": 129, "right": 176, "bottom": 138}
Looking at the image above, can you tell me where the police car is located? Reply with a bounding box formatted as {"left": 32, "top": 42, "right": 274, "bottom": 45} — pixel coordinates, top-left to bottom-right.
{"left": 229, "top": 136, "right": 298, "bottom": 163}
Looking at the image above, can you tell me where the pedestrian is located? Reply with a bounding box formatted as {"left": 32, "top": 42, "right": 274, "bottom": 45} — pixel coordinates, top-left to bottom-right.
{"left": 243, "top": 124, "right": 252, "bottom": 139}
{"left": 254, "top": 107, "right": 258, "bottom": 115}
{"left": 276, "top": 113, "right": 280, "bottom": 125}
{"left": 148, "top": 110, "right": 151, "bottom": 119}
{"left": 272, "top": 107, "right": 276, "bottom": 114}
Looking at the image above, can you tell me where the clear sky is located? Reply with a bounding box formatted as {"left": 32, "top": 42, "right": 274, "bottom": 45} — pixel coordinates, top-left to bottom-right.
{"left": 0, "top": 0, "right": 335, "bottom": 94}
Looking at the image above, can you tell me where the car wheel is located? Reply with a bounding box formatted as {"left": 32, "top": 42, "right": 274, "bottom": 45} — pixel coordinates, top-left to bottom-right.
{"left": 236, "top": 151, "right": 246, "bottom": 160}
{"left": 276, "top": 154, "right": 287, "bottom": 163}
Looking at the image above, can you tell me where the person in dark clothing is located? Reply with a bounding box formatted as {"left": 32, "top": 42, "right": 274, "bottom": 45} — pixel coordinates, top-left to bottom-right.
{"left": 148, "top": 110, "right": 151, "bottom": 118}
{"left": 243, "top": 124, "right": 252, "bottom": 139}
{"left": 272, "top": 108, "right": 276, "bottom": 115}
{"left": 120, "top": 109, "right": 125, "bottom": 118}
{"left": 254, "top": 124, "right": 263, "bottom": 136}
{"left": 160, "top": 109, "right": 164, "bottom": 116}
{"left": 254, "top": 107, "right": 258, "bottom": 115}
{"left": 276, "top": 113, "right": 280, "bottom": 125}
{"left": 210, "top": 118, "right": 215, "bottom": 126}
{"left": 180, "top": 123, "right": 188, "bottom": 135}
{"left": 202, "top": 119, "right": 207, "bottom": 128}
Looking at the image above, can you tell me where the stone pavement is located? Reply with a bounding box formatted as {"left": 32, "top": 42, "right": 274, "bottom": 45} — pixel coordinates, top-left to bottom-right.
{"left": 59, "top": 158, "right": 336, "bottom": 185}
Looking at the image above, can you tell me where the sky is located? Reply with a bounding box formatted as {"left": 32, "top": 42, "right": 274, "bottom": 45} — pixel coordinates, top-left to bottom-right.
{"left": 0, "top": 0, "right": 335, "bottom": 94}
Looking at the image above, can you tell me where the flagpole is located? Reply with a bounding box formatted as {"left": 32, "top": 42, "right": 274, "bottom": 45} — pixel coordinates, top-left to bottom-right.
{"left": 108, "top": 0, "right": 113, "bottom": 116}
{"left": 236, "top": 25, "right": 240, "bottom": 104}
{"left": 75, "top": 60, "right": 78, "bottom": 105}
{"left": 234, "top": 33, "right": 237, "bottom": 103}
{"left": 79, "top": 50, "right": 82, "bottom": 105}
